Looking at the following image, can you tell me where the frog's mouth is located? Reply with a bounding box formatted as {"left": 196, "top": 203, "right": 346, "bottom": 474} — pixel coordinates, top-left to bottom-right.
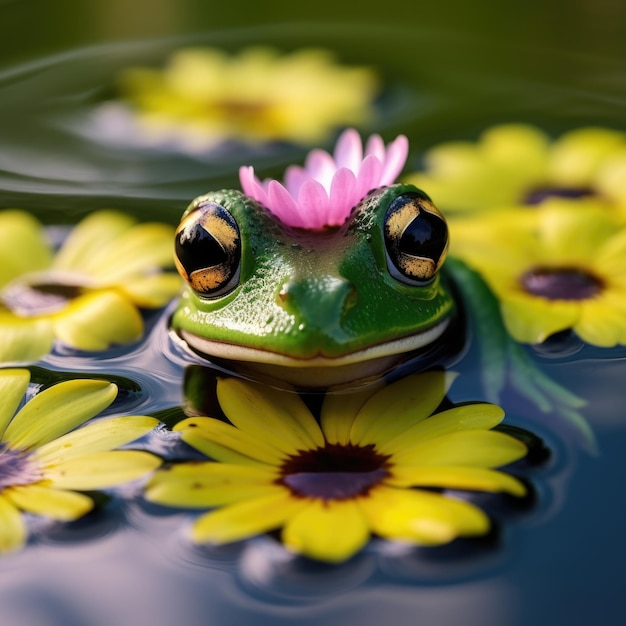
{"left": 178, "top": 317, "right": 450, "bottom": 385}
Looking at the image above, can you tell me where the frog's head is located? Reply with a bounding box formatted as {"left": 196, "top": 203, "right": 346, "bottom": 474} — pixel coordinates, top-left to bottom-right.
{"left": 171, "top": 131, "right": 455, "bottom": 386}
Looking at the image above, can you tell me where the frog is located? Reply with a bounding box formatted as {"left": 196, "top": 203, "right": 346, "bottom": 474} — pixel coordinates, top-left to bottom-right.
{"left": 169, "top": 127, "right": 590, "bottom": 451}
{"left": 171, "top": 183, "right": 455, "bottom": 387}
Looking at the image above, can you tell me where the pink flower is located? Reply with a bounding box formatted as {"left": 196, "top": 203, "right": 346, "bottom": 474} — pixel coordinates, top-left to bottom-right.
{"left": 239, "top": 129, "right": 409, "bottom": 230}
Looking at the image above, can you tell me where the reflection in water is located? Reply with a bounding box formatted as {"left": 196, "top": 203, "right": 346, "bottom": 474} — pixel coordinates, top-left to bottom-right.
{"left": 0, "top": 524, "right": 521, "bottom": 626}
{"left": 239, "top": 537, "right": 377, "bottom": 602}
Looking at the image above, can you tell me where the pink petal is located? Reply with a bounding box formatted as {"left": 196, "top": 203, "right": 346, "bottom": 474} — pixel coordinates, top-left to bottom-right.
{"left": 364, "top": 134, "right": 386, "bottom": 161}
{"left": 267, "top": 180, "right": 301, "bottom": 227}
{"left": 297, "top": 179, "right": 330, "bottom": 230}
{"left": 379, "top": 135, "right": 409, "bottom": 185}
{"left": 239, "top": 166, "right": 270, "bottom": 207}
{"left": 355, "top": 154, "right": 383, "bottom": 198}
{"left": 283, "top": 165, "right": 309, "bottom": 197}
{"left": 333, "top": 129, "right": 363, "bottom": 171}
{"left": 239, "top": 130, "right": 411, "bottom": 230}
{"left": 328, "top": 168, "right": 358, "bottom": 226}
{"left": 304, "top": 149, "right": 337, "bottom": 190}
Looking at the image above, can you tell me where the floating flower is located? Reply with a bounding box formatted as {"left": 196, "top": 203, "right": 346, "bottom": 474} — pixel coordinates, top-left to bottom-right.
{"left": 240, "top": 129, "right": 409, "bottom": 229}
{"left": 0, "top": 369, "right": 161, "bottom": 553}
{"left": 116, "top": 47, "right": 378, "bottom": 149}
{"left": 146, "top": 372, "right": 528, "bottom": 563}
{"left": 406, "top": 124, "right": 626, "bottom": 214}
{"left": 449, "top": 202, "right": 626, "bottom": 346}
{"left": 0, "top": 209, "right": 180, "bottom": 363}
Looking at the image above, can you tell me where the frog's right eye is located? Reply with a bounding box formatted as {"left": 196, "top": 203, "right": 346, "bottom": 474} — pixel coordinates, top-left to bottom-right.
{"left": 174, "top": 202, "right": 241, "bottom": 298}
{"left": 383, "top": 191, "right": 449, "bottom": 285}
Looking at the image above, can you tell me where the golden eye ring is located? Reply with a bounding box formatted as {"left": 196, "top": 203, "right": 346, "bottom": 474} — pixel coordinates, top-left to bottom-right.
{"left": 174, "top": 201, "right": 241, "bottom": 298}
{"left": 383, "top": 191, "right": 449, "bottom": 285}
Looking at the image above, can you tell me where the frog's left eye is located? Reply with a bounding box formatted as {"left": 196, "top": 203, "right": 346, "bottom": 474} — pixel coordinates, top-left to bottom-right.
{"left": 174, "top": 202, "right": 241, "bottom": 298}
{"left": 383, "top": 191, "right": 449, "bottom": 285}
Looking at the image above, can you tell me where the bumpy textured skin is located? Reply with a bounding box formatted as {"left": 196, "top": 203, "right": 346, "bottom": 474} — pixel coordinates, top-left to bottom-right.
{"left": 172, "top": 184, "right": 455, "bottom": 360}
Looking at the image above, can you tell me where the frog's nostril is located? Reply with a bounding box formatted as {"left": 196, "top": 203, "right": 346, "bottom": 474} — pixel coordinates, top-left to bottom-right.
{"left": 279, "top": 276, "right": 355, "bottom": 327}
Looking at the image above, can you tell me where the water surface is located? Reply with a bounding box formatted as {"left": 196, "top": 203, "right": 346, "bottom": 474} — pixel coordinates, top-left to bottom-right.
{"left": 0, "top": 3, "right": 625, "bottom": 625}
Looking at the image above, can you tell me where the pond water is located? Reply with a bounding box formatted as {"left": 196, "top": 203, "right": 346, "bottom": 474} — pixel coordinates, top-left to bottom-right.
{"left": 1, "top": 1, "right": 626, "bottom": 625}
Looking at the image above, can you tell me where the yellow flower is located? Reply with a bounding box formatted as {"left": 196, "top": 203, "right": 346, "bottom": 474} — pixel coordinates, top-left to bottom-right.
{"left": 146, "top": 372, "right": 527, "bottom": 563}
{"left": 449, "top": 202, "right": 626, "bottom": 346}
{"left": 0, "top": 369, "right": 161, "bottom": 553}
{"left": 116, "top": 47, "right": 378, "bottom": 148}
{"left": 0, "top": 209, "right": 180, "bottom": 363}
{"left": 406, "top": 124, "right": 626, "bottom": 215}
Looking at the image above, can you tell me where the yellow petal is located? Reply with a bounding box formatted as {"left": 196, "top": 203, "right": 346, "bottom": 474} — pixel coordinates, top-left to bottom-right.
{"left": 472, "top": 262, "right": 529, "bottom": 296}
{"left": 350, "top": 371, "right": 454, "bottom": 446}
{"left": 595, "top": 227, "right": 626, "bottom": 269}
{"left": 481, "top": 124, "right": 550, "bottom": 173}
{"left": 35, "top": 416, "right": 160, "bottom": 465}
{"left": 146, "top": 462, "right": 279, "bottom": 508}
{"left": 574, "top": 298, "right": 626, "bottom": 347}
{"left": 537, "top": 206, "right": 615, "bottom": 262}
{"left": 3, "top": 379, "right": 118, "bottom": 450}
{"left": 500, "top": 294, "right": 579, "bottom": 344}
{"left": 43, "top": 450, "right": 161, "bottom": 489}
{"left": 360, "top": 485, "right": 490, "bottom": 545}
{"left": 592, "top": 291, "right": 626, "bottom": 342}
{"left": 0, "top": 369, "right": 30, "bottom": 437}
{"left": 548, "top": 127, "right": 626, "bottom": 187}
{"left": 377, "top": 403, "right": 505, "bottom": 456}
{"left": 0, "top": 210, "right": 52, "bottom": 286}
{"left": 175, "top": 417, "right": 286, "bottom": 465}
{"left": 449, "top": 213, "right": 537, "bottom": 272}
{"left": 596, "top": 149, "right": 626, "bottom": 205}
{"left": 388, "top": 465, "right": 527, "bottom": 496}
{"left": 121, "top": 47, "right": 377, "bottom": 145}
{"left": 120, "top": 273, "right": 182, "bottom": 308}
{"left": 217, "top": 378, "right": 324, "bottom": 454}
{"left": 406, "top": 137, "right": 531, "bottom": 212}
{"left": 191, "top": 486, "right": 305, "bottom": 544}
{"left": 4, "top": 484, "right": 93, "bottom": 520}
{"left": 53, "top": 290, "right": 143, "bottom": 350}
{"left": 320, "top": 382, "right": 382, "bottom": 445}
{"left": 87, "top": 223, "right": 175, "bottom": 284}
{"left": 282, "top": 499, "right": 370, "bottom": 563}
{"left": 90, "top": 223, "right": 174, "bottom": 285}
{"left": 0, "top": 493, "right": 27, "bottom": 553}
{"left": 0, "top": 315, "right": 55, "bottom": 363}
{"left": 392, "top": 430, "right": 528, "bottom": 468}
{"left": 420, "top": 142, "right": 485, "bottom": 179}
{"left": 52, "top": 211, "right": 136, "bottom": 273}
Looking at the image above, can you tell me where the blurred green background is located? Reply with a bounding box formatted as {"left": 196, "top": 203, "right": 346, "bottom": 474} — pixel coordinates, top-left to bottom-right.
{"left": 0, "top": 0, "right": 624, "bottom": 223}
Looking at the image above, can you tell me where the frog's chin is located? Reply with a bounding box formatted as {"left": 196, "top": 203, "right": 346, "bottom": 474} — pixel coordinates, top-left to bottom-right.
{"left": 179, "top": 318, "right": 450, "bottom": 387}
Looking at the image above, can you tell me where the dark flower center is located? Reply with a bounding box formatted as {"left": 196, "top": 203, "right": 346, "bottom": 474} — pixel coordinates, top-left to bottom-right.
{"left": 0, "top": 443, "right": 41, "bottom": 490}
{"left": 522, "top": 185, "right": 595, "bottom": 205}
{"left": 520, "top": 266, "right": 604, "bottom": 300}
{"left": 213, "top": 99, "right": 270, "bottom": 123}
{"left": 279, "top": 443, "right": 391, "bottom": 501}
{"left": 1, "top": 281, "right": 85, "bottom": 316}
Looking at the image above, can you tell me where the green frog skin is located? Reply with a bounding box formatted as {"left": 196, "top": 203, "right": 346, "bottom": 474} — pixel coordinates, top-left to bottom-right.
{"left": 172, "top": 183, "right": 455, "bottom": 386}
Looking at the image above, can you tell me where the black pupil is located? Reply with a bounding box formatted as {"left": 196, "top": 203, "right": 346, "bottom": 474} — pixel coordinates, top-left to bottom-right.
{"left": 399, "top": 210, "right": 448, "bottom": 262}
{"left": 176, "top": 221, "right": 228, "bottom": 274}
